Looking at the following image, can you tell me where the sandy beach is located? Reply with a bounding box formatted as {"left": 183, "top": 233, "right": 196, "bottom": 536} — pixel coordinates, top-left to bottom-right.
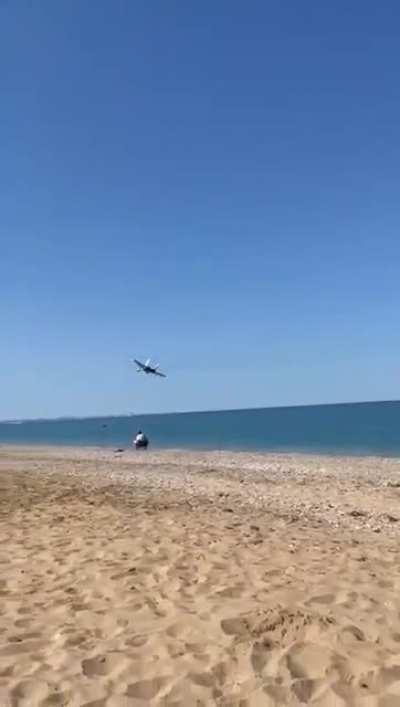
{"left": 1, "top": 446, "right": 400, "bottom": 706}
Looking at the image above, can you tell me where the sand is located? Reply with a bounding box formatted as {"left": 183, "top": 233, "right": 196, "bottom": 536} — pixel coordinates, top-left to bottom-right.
{"left": 1, "top": 447, "right": 400, "bottom": 706}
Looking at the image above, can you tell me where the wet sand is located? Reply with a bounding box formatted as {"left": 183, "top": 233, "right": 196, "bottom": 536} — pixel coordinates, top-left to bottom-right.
{"left": 1, "top": 446, "right": 400, "bottom": 706}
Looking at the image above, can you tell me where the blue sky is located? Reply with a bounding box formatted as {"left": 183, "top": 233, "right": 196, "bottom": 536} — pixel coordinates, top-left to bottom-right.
{"left": 1, "top": 1, "right": 400, "bottom": 418}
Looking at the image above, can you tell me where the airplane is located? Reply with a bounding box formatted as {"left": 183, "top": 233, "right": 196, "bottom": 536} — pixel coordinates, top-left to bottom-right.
{"left": 132, "top": 358, "right": 167, "bottom": 378}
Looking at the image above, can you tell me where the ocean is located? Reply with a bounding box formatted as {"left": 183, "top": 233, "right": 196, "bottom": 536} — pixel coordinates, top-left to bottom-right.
{"left": 1, "top": 400, "right": 400, "bottom": 456}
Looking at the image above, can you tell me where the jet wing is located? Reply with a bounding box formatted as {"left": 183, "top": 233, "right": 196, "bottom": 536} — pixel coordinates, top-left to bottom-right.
{"left": 134, "top": 359, "right": 145, "bottom": 370}
{"left": 154, "top": 370, "right": 166, "bottom": 378}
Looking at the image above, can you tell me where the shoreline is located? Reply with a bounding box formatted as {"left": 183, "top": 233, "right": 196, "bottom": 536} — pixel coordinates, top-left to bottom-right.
{"left": 2, "top": 399, "right": 400, "bottom": 460}
{"left": 2, "top": 440, "right": 400, "bottom": 461}
{"left": 2, "top": 446, "right": 400, "bottom": 704}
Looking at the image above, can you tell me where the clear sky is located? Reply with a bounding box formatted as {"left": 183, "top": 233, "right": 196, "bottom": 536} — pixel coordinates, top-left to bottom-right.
{"left": 1, "top": 1, "right": 400, "bottom": 419}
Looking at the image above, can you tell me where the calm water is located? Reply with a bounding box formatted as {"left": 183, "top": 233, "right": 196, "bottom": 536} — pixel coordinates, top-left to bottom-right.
{"left": 1, "top": 401, "right": 400, "bottom": 456}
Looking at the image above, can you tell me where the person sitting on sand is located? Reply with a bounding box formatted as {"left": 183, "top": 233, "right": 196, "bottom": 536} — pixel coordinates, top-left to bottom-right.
{"left": 134, "top": 430, "right": 148, "bottom": 449}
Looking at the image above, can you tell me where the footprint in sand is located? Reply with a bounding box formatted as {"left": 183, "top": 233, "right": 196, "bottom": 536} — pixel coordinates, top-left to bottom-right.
{"left": 250, "top": 639, "right": 271, "bottom": 674}
{"left": 81, "top": 653, "right": 129, "bottom": 678}
{"left": 286, "top": 642, "right": 333, "bottom": 680}
{"left": 0, "top": 638, "right": 45, "bottom": 656}
{"left": 125, "top": 676, "right": 168, "bottom": 700}
{"left": 125, "top": 634, "right": 148, "bottom": 648}
{"left": 11, "top": 679, "right": 49, "bottom": 703}
{"left": 355, "top": 665, "right": 400, "bottom": 694}
{"left": 64, "top": 632, "right": 89, "bottom": 647}
{"left": 263, "top": 682, "right": 291, "bottom": 705}
{"left": 7, "top": 632, "right": 41, "bottom": 642}
{"left": 216, "top": 584, "right": 246, "bottom": 599}
{"left": 189, "top": 661, "right": 229, "bottom": 690}
{"left": 220, "top": 616, "right": 251, "bottom": 638}
{"left": 39, "top": 690, "right": 72, "bottom": 706}
{"left": 291, "top": 678, "right": 322, "bottom": 703}
{"left": 339, "top": 624, "right": 366, "bottom": 645}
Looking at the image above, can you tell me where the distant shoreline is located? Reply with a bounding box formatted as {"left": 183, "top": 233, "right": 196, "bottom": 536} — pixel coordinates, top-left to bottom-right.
{"left": 1, "top": 397, "right": 399, "bottom": 424}
{"left": 2, "top": 401, "right": 399, "bottom": 458}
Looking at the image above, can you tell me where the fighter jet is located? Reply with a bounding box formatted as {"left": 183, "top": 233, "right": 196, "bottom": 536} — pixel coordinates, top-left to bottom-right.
{"left": 132, "top": 358, "right": 167, "bottom": 378}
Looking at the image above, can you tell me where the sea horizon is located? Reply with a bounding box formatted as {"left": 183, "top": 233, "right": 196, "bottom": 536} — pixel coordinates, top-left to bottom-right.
{"left": 2, "top": 397, "right": 399, "bottom": 425}
{"left": 1, "top": 399, "right": 400, "bottom": 457}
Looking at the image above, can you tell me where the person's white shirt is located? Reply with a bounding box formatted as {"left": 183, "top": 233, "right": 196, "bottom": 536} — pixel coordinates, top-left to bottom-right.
{"left": 135, "top": 432, "right": 145, "bottom": 443}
